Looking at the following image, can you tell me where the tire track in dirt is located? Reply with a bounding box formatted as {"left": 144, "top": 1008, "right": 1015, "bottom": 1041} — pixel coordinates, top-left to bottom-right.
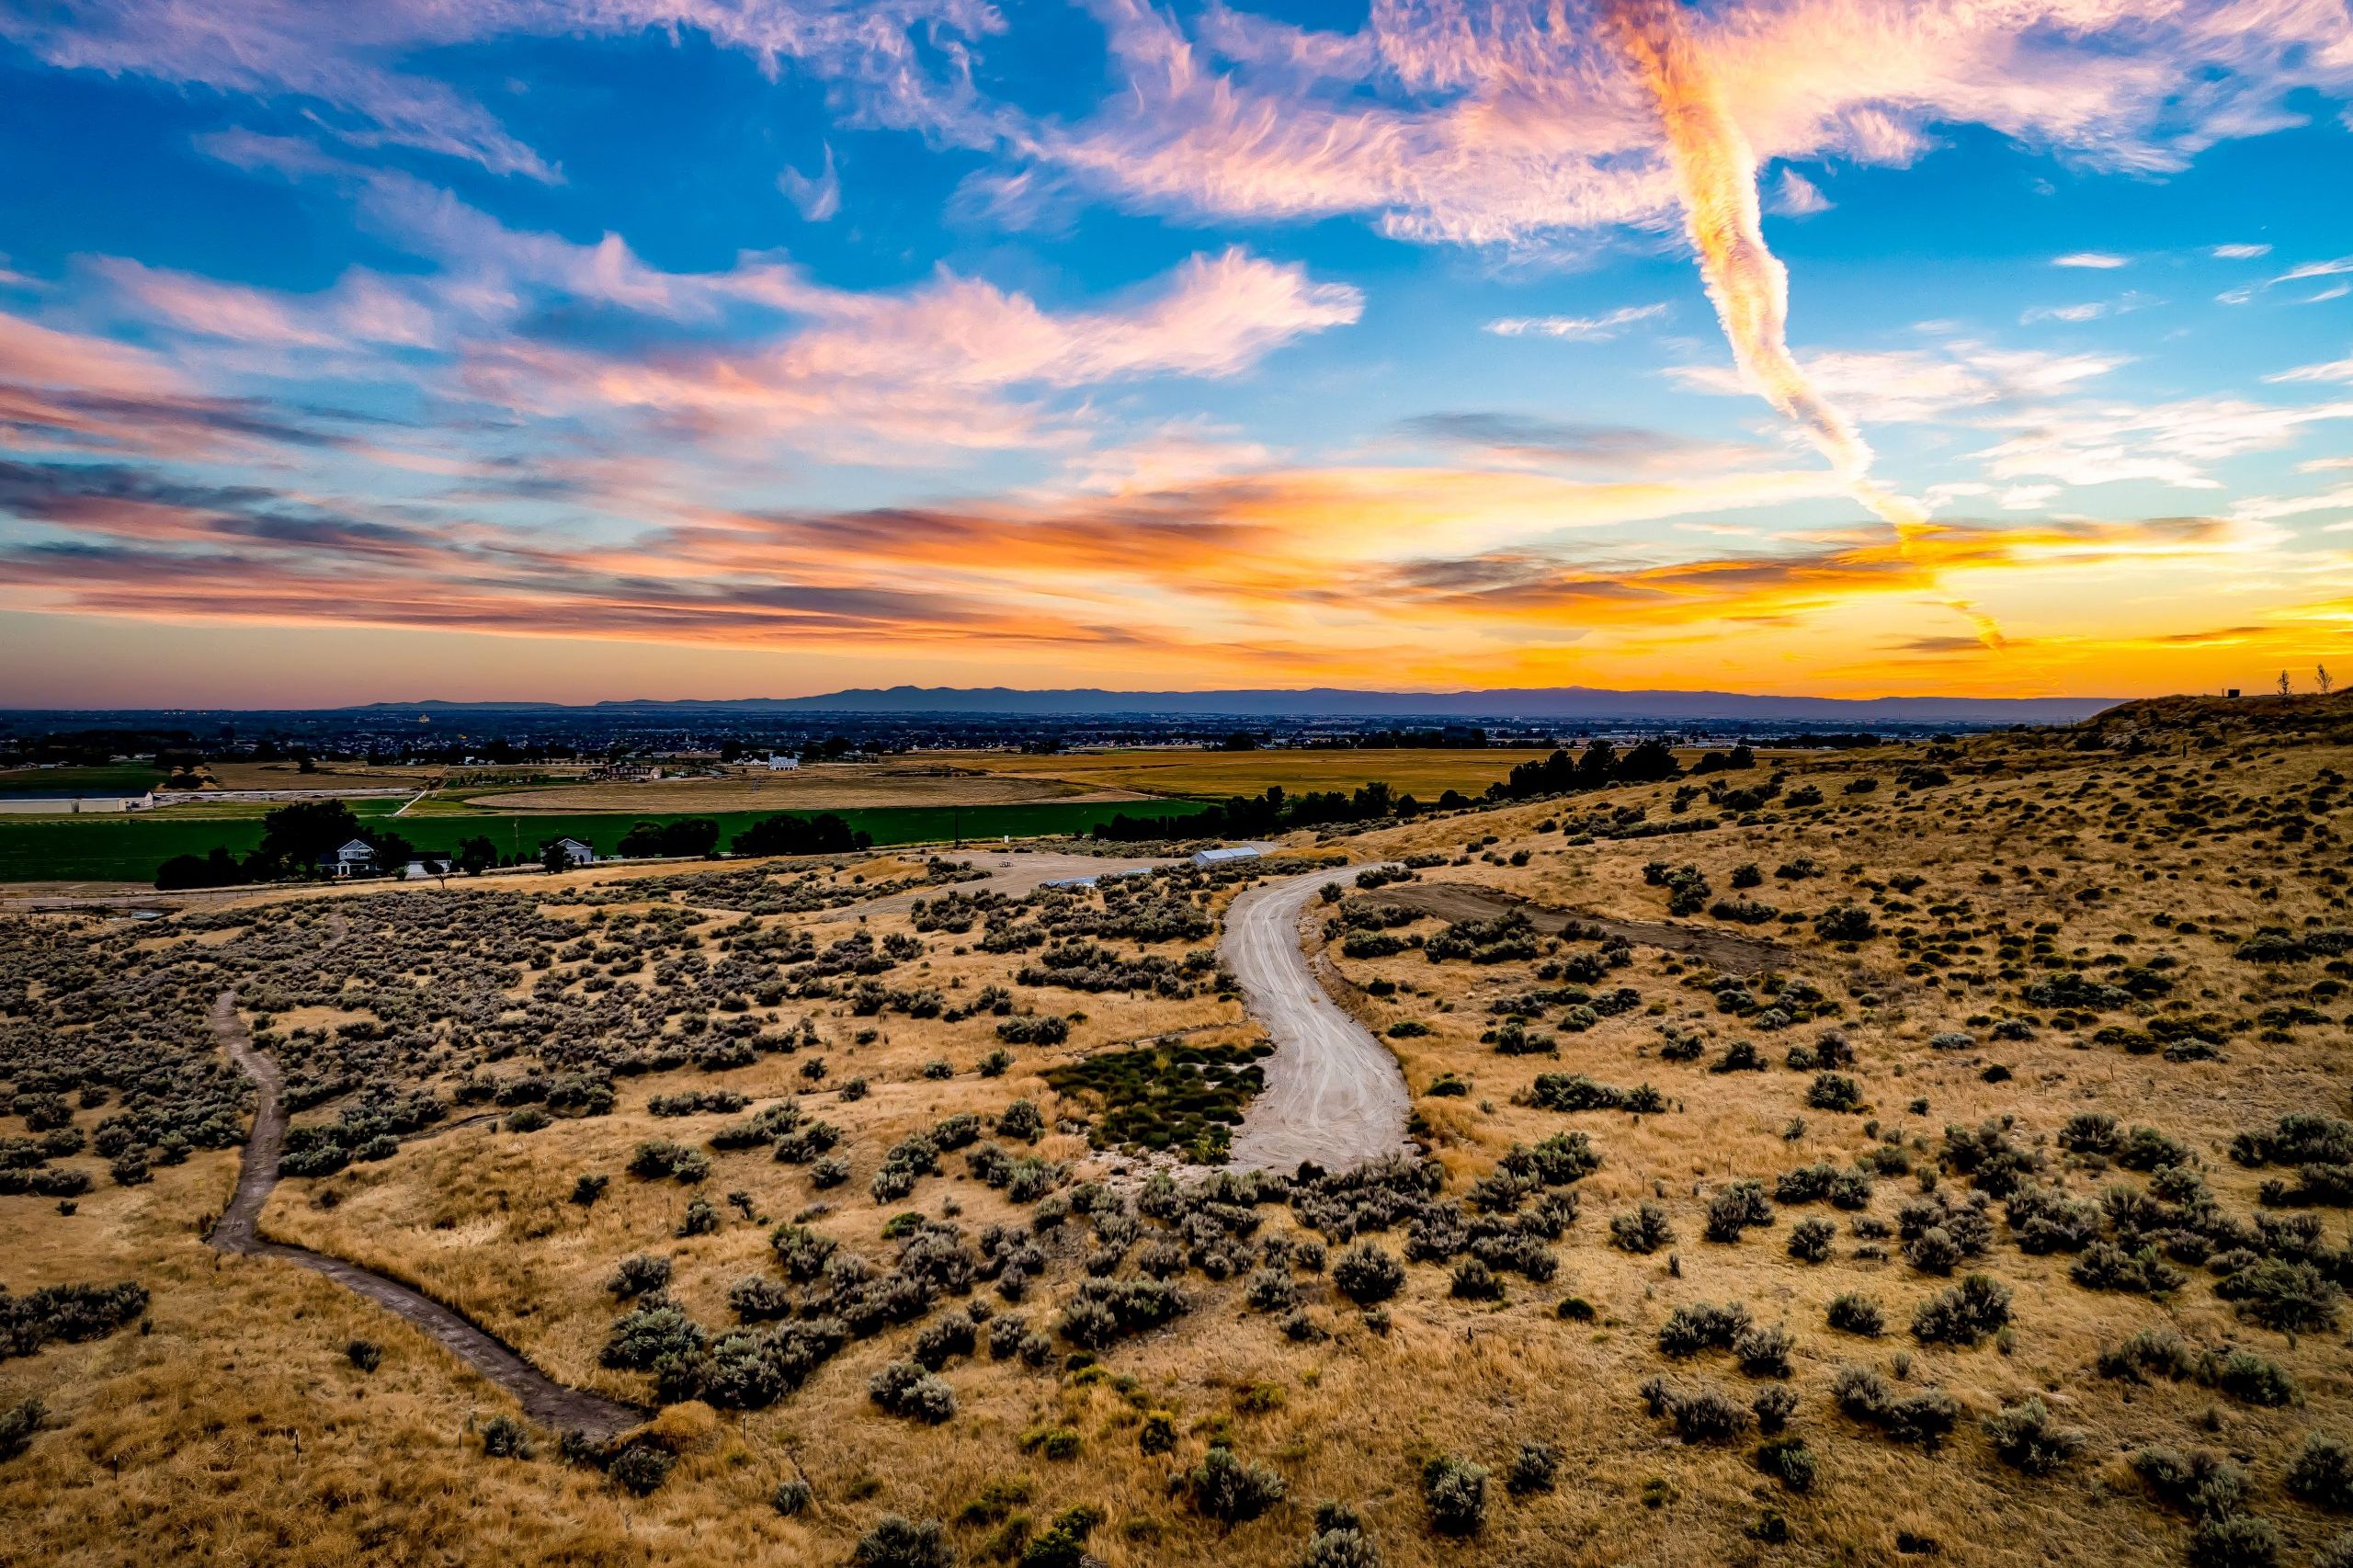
{"left": 1222, "top": 869, "right": 1411, "bottom": 1174}
{"left": 205, "top": 990, "right": 645, "bottom": 1439}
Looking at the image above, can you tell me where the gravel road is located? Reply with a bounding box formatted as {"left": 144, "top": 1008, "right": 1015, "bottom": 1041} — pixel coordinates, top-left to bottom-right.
{"left": 1222, "top": 869, "right": 1411, "bottom": 1174}
{"left": 205, "top": 990, "right": 646, "bottom": 1439}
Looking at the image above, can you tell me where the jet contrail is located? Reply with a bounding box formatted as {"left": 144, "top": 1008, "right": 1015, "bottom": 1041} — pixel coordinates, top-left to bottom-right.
{"left": 1600, "top": 0, "right": 2005, "bottom": 646}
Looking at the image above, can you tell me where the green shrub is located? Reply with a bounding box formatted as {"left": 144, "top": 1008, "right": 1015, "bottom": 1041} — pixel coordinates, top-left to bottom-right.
{"left": 1910, "top": 1273, "right": 2011, "bottom": 1346}
{"left": 1188, "top": 1445, "right": 1285, "bottom": 1525}
{"left": 1826, "top": 1293, "right": 1883, "bottom": 1336}
{"left": 2288, "top": 1433, "right": 2353, "bottom": 1511}
{"left": 1332, "top": 1242, "right": 1404, "bottom": 1305}
{"left": 2188, "top": 1514, "right": 2280, "bottom": 1568}
{"left": 2211, "top": 1349, "right": 2297, "bottom": 1408}
{"left": 0, "top": 1396, "right": 45, "bottom": 1462}
{"left": 1982, "top": 1398, "right": 2084, "bottom": 1474}
{"left": 2214, "top": 1257, "right": 2342, "bottom": 1332}
{"left": 771, "top": 1478, "right": 813, "bottom": 1516}
{"left": 2131, "top": 1446, "right": 2249, "bottom": 1519}
{"left": 1755, "top": 1435, "right": 1814, "bottom": 1492}
{"left": 1421, "top": 1454, "right": 1488, "bottom": 1536}
{"left": 853, "top": 1515, "right": 951, "bottom": 1568}
{"left": 1608, "top": 1202, "right": 1674, "bottom": 1254}
{"left": 1506, "top": 1440, "right": 1558, "bottom": 1494}
{"left": 480, "top": 1414, "right": 533, "bottom": 1460}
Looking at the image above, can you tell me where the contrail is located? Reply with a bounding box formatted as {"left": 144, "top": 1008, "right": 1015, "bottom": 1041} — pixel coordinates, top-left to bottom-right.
{"left": 1600, "top": 0, "right": 2003, "bottom": 646}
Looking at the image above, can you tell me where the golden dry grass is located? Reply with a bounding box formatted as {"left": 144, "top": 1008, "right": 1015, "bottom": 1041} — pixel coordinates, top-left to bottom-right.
{"left": 6, "top": 715, "right": 2353, "bottom": 1565}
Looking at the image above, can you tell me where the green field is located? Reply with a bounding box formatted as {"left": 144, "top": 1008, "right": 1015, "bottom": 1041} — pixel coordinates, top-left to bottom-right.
{"left": 0, "top": 799, "right": 1214, "bottom": 884}
{"left": 0, "top": 763, "right": 167, "bottom": 796}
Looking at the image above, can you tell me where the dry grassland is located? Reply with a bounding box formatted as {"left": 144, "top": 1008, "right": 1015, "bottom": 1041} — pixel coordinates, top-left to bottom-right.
{"left": 6, "top": 699, "right": 2353, "bottom": 1566}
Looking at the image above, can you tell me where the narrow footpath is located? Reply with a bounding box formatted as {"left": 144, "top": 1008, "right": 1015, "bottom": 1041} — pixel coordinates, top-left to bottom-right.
{"left": 206, "top": 990, "right": 645, "bottom": 1439}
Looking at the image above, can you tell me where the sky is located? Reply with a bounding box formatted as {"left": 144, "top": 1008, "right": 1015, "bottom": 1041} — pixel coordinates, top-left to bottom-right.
{"left": 1, "top": 0, "right": 2351, "bottom": 708}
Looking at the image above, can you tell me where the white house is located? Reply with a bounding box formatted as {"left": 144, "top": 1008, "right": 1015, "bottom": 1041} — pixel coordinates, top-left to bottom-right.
{"left": 327, "top": 839, "right": 377, "bottom": 877}
{"left": 1191, "top": 846, "right": 1261, "bottom": 869}
{"left": 551, "top": 837, "right": 597, "bottom": 867}
{"left": 403, "top": 857, "right": 450, "bottom": 880}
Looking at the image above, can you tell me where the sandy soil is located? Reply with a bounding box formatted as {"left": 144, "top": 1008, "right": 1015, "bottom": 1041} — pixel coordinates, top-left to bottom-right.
{"left": 1221, "top": 868, "right": 1412, "bottom": 1174}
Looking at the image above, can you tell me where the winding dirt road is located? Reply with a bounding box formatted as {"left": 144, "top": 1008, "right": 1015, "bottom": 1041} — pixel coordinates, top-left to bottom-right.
{"left": 205, "top": 991, "right": 645, "bottom": 1439}
{"left": 1221, "top": 869, "right": 1411, "bottom": 1174}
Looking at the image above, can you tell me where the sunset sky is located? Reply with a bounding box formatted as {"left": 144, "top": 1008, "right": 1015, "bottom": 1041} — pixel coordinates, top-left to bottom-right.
{"left": 3, "top": 0, "right": 2351, "bottom": 707}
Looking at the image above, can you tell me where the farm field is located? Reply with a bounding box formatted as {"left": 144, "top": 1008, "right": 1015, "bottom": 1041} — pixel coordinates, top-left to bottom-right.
{"left": 444, "top": 763, "right": 1139, "bottom": 814}
{"left": 0, "top": 798, "right": 1214, "bottom": 884}
{"left": 8, "top": 695, "right": 2353, "bottom": 1566}
{"left": 942, "top": 745, "right": 1563, "bottom": 799}
{"left": 0, "top": 763, "right": 166, "bottom": 796}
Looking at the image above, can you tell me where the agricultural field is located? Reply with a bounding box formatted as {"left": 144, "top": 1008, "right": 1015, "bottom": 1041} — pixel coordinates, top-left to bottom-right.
{"left": 0, "top": 764, "right": 166, "bottom": 797}
{"left": 6, "top": 695, "right": 2353, "bottom": 1567}
{"left": 944, "top": 746, "right": 1563, "bottom": 801}
{"left": 442, "top": 762, "right": 1141, "bottom": 814}
{"left": 0, "top": 800, "right": 1216, "bottom": 886}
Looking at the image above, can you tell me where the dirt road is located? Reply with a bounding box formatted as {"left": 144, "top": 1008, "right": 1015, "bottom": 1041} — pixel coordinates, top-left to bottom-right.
{"left": 205, "top": 991, "right": 645, "bottom": 1439}
{"left": 1221, "top": 869, "right": 1411, "bottom": 1174}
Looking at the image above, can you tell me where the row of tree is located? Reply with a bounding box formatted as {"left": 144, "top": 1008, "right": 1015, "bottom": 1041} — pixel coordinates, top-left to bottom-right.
{"left": 153, "top": 802, "right": 871, "bottom": 889}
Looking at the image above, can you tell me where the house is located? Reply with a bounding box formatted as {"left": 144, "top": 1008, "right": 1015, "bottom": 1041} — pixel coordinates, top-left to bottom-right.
{"left": 761, "top": 755, "right": 800, "bottom": 770}
{"left": 403, "top": 857, "right": 450, "bottom": 880}
{"left": 325, "top": 839, "right": 377, "bottom": 877}
{"left": 551, "top": 837, "right": 597, "bottom": 867}
{"left": 1191, "top": 846, "right": 1261, "bottom": 869}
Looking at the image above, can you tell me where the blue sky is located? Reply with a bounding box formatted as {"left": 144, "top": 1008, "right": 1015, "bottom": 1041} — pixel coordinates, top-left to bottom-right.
{"left": 1, "top": 0, "right": 2349, "bottom": 705}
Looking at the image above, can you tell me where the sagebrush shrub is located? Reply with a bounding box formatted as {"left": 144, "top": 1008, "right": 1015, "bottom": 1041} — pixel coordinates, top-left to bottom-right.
{"left": 1983, "top": 1398, "right": 2084, "bottom": 1474}
{"left": 1421, "top": 1454, "right": 1488, "bottom": 1535}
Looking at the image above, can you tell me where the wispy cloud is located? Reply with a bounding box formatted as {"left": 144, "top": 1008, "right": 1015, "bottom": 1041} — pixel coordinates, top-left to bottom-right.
{"left": 1484, "top": 303, "right": 1668, "bottom": 340}
{"left": 2212, "top": 243, "right": 2273, "bottom": 259}
{"left": 2052, "top": 252, "right": 2128, "bottom": 269}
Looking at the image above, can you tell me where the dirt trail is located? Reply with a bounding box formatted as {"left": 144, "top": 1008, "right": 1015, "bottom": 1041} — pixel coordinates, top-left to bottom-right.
{"left": 1370, "top": 880, "right": 1792, "bottom": 974}
{"left": 1222, "top": 869, "right": 1411, "bottom": 1174}
{"left": 205, "top": 990, "right": 645, "bottom": 1439}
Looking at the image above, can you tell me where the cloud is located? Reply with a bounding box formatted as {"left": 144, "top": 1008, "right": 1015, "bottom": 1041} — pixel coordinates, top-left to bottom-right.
{"left": 978, "top": 0, "right": 2353, "bottom": 259}
{"left": 1672, "top": 342, "right": 2124, "bottom": 425}
{"left": 779, "top": 144, "right": 843, "bottom": 222}
{"left": 1770, "top": 168, "right": 1830, "bottom": 215}
{"left": 2052, "top": 252, "right": 2129, "bottom": 269}
{"left": 1396, "top": 411, "right": 1771, "bottom": 472}
{"left": 2278, "top": 256, "right": 2353, "bottom": 283}
{"left": 452, "top": 246, "right": 1363, "bottom": 456}
{"left": 1972, "top": 396, "right": 2353, "bottom": 490}
{"left": 2268, "top": 353, "right": 2353, "bottom": 386}
{"left": 0, "top": 0, "right": 1006, "bottom": 176}
{"left": 2212, "top": 243, "right": 2273, "bottom": 259}
{"left": 1483, "top": 303, "right": 1669, "bottom": 340}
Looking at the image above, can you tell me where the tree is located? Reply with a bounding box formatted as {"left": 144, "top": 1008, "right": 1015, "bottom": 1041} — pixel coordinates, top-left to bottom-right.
{"left": 253, "top": 799, "right": 362, "bottom": 876}
{"left": 540, "top": 840, "right": 572, "bottom": 874}
{"left": 454, "top": 835, "right": 498, "bottom": 876}
{"left": 2321, "top": 665, "right": 2336, "bottom": 696}
{"left": 731, "top": 812, "right": 870, "bottom": 858}
{"left": 155, "top": 846, "right": 249, "bottom": 891}
{"left": 2279, "top": 669, "right": 2294, "bottom": 697}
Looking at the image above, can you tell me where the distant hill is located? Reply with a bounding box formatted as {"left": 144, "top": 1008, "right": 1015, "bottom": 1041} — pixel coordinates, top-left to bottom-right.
{"left": 352, "top": 686, "right": 2120, "bottom": 725}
